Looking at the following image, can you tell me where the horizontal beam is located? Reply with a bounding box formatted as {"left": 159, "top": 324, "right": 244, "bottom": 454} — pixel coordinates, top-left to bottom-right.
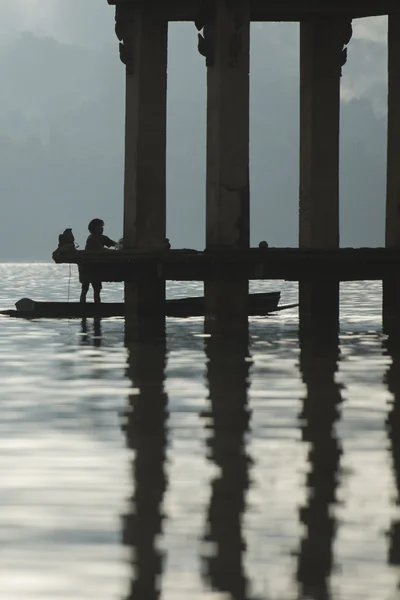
{"left": 251, "top": 0, "right": 398, "bottom": 19}
{"left": 54, "top": 247, "right": 400, "bottom": 282}
{"left": 107, "top": 0, "right": 399, "bottom": 20}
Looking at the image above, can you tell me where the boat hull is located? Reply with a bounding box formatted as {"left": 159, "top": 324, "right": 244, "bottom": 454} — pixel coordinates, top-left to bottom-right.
{"left": 0, "top": 292, "right": 282, "bottom": 319}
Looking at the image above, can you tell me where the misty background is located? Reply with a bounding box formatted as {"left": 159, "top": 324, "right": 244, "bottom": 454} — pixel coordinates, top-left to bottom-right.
{"left": 0, "top": 1, "right": 388, "bottom": 259}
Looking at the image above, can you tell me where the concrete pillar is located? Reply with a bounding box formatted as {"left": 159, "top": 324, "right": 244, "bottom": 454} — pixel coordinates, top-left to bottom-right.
{"left": 118, "top": 4, "right": 167, "bottom": 318}
{"left": 383, "top": 15, "right": 400, "bottom": 327}
{"left": 299, "top": 19, "right": 349, "bottom": 323}
{"left": 203, "top": 0, "right": 250, "bottom": 329}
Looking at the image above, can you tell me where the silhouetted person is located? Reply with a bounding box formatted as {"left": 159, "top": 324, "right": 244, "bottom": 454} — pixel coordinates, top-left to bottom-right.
{"left": 79, "top": 218, "right": 117, "bottom": 304}
{"left": 52, "top": 228, "right": 77, "bottom": 261}
{"left": 58, "top": 228, "right": 76, "bottom": 251}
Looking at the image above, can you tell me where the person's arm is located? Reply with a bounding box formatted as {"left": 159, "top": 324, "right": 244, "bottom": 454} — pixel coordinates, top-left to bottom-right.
{"left": 102, "top": 235, "right": 117, "bottom": 248}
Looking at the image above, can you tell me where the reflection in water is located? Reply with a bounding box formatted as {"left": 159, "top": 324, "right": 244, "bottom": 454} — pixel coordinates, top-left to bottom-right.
{"left": 297, "top": 323, "right": 343, "bottom": 599}
{"left": 3, "top": 266, "right": 399, "bottom": 600}
{"left": 122, "top": 324, "right": 169, "bottom": 599}
{"left": 384, "top": 332, "right": 400, "bottom": 573}
{"left": 202, "top": 326, "right": 252, "bottom": 599}
{"left": 80, "top": 317, "right": 102, "bottom": 347}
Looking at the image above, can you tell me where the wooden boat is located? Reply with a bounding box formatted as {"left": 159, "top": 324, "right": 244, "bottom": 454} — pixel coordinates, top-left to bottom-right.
{"left": 0, "top": 292, "right": 293, "bottom": 319}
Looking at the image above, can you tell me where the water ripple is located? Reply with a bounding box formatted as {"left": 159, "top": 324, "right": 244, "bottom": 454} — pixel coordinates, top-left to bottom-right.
{"left": 1, "top": 265, "right": 400, "bottom": 599}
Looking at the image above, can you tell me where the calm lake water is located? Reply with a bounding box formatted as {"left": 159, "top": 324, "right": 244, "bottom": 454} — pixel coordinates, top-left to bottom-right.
{"left": 1, "top": 263, "right": 400, "bottom": 600}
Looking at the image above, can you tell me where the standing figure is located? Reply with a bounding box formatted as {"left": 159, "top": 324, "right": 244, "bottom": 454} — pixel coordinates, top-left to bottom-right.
{"left": 79, "top": 218, "right": 117, "bottom": 304}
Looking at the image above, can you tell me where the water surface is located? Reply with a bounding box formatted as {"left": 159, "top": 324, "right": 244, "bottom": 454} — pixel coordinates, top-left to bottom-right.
{"left": 1, "top": 263, "right": 399, "bottom": 600}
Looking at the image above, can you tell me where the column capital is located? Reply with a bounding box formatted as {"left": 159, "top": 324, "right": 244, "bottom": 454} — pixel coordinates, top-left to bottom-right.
{"left": 111, "top": 3, "right": 136, "bottom": 73}
{"left": 195, "top": 0, "right": 249, "bottom": 68}
{"left": 337, "top": 19, "right": 353, "bottom": 75}
{"left": 111, "top": 1, "right": 160, "bottom": 73}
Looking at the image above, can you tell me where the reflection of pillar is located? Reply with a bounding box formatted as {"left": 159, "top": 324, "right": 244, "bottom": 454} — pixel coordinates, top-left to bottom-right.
{"left": 299, "top": 19, "right": 351, "bottom": 322}
{"left": 201, "top": 327, "right": 252, "bottom": 599}
{"left": 296, "top": 322, "right": 342, "bottom": 600}
{"left": 384, "top": 334, "right": 400, "bottom": 575}
{"left": 115, "top": 3, "right": 167, "bottom": 317}
{"left": 202, "top": 0, "right": 250, "bottom": 325}
{"left": 122, "top": 325, "right": 168, "bottom": 600}
{"left": 383, "top": 15, "right": 400, "bottom": 325}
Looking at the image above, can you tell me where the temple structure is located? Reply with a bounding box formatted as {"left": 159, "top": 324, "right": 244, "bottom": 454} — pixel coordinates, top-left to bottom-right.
{"left": 100, "top": 0, "right": 400, "bottom": 326}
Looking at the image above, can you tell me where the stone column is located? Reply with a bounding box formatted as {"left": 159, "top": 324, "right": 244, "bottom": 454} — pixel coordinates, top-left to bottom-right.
{"left": 299, "top": 19, "right": 351, "bottom": 323}
{"left": 383, "top": 14, "right": 400, "bottom": 327}
{"left": 199, "top": 0, "right": 250, "bottom": 330}
{"left": 116, "top": 3, "right": 167, "bottom": 320}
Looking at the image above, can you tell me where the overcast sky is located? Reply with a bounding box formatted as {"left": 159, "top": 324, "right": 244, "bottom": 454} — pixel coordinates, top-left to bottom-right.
{"left": 0, "top": 0, "right": 112, "bottom": 46}
{"left": 0, "top": 2, "right": 388, "bottom": 110}
{"left": 0, "top": 1, "right": 387, "bottom": 44}
{"left": 0, "top": 2, "right": 387, "bottom": 112}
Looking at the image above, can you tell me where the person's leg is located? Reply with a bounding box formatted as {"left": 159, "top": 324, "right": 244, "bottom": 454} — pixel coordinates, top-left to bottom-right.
{"left": 93, "top": 282, "right": 102, "bottom": 305}
{"left": 80, "top": 282, "right": 89, "bottom": 303}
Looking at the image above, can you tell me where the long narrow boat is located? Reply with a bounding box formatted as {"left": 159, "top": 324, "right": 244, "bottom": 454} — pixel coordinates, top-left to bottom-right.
{"left": 0, "top": 292, "right": 294, "bottom": 319}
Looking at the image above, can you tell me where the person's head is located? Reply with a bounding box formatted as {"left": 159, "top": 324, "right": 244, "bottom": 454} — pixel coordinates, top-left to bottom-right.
{"left": 58, "top": 228, "right": 74, "bottom": 246}
{"left": 88, "top": 218, "right": 104, "bottom": 235}
{"left": 63, "top": 228, "right": 74, "bottom": 243}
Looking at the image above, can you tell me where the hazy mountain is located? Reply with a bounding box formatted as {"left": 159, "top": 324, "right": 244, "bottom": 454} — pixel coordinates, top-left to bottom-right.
{"left": 0, "top": 15, "right": 389, "bottom": 259}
